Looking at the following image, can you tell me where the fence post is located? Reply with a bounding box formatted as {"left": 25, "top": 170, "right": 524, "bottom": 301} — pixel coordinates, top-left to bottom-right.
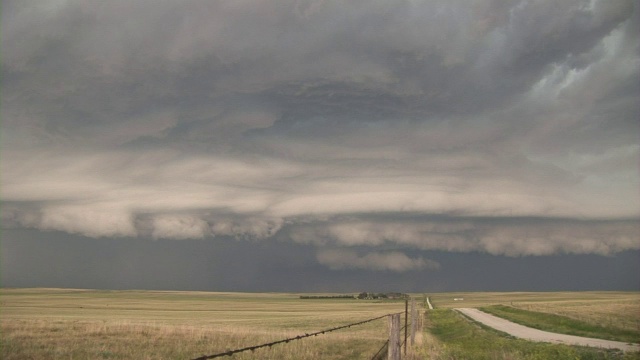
{"left": 388, "top": 313, "right": 401, "bottom": 360}
{"left": 404, "top": 299, "right": 408, "bottom": 355}
{"left": 410, "top": 298, "right": 416, "bottom": 346}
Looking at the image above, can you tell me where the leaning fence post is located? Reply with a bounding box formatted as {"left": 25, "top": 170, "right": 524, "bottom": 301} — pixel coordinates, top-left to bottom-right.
{"left": 388, "top": 313, "right": 401, "bottom": 360}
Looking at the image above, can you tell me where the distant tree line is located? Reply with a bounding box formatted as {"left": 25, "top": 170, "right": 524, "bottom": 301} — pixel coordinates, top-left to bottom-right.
{"left": 299, "top": 292, "right": 408, "bottom": 300}
{"left": 299, "top": 295, "right": 357, "bottom": 299}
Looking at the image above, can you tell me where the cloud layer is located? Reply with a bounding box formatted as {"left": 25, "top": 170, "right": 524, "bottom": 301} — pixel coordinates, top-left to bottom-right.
{"left": 316, "top": 249, "right": 440, "bottom": 272}
{"left": 2, "top": 0, "right": 639, "bottom": 272}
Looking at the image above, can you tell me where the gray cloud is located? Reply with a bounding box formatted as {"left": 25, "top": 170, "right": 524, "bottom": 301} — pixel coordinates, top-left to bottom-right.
{"left": 4, "top": 0, "right": 637, "bottom": 140}
{"left": 289, "top": 217, "right": 640, "bottom": 257}
{"left": 1, "top": 0, "right": 639, "bottom": 277}
{"left": 316, "top": 249, "right": 440, "bottom": 272}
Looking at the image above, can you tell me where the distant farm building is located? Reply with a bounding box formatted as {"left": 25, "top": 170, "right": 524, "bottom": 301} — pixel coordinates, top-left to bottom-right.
{"left": 357, "top": 292, "right": 408, "bottom": 300}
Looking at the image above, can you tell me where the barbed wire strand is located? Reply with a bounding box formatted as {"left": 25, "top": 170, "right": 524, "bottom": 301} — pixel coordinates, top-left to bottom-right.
{"left": 370, "top": 340, "right": 389, "bottom": 360}
{"left": 192, "top": 313, "right": 400, "bottom": 360}
{"left": 371, "top": 323, "right": 409, "bottom": 360}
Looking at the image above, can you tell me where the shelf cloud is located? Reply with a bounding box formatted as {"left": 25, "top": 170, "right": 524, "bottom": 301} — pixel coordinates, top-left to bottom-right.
{"left": 2, "top": 0, "right": 638, "bottom": 280}
{"left": 316, "top": 249, "right": 440, "bottom": 272}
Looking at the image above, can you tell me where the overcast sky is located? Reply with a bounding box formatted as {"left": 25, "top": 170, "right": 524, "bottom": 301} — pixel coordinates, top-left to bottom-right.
{"left": 2, "top": 0, "right": 639, "bottom": 292}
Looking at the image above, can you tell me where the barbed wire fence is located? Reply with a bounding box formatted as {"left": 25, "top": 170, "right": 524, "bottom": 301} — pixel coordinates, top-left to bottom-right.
{"left": 192, "top": 298, "right": 423, "bottom": 360}
{"left": 370, "top": 339, "right": 390, "bottom": 360}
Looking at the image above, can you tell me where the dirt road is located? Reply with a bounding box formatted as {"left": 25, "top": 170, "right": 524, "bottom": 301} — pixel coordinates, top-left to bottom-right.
{"left": 455, "top": 308, "right": 640, "bottom": 352}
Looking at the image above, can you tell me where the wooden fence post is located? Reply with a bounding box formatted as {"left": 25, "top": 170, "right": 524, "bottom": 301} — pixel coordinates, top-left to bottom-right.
{"left": 410, "top": 298, "right": 417, "bottom": 346}
{"left": 404, "top": 299, "right": 408, "bottom": 355}
{"left": 388, "top": 313, "right": 401, "bottom": 360}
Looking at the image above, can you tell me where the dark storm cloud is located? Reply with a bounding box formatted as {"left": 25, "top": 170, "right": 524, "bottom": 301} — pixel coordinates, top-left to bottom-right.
{"left": 2, "top": 229, "right": 639, "bottom": 291}
{"left": 2, "top": 0, "right": 639, "bottom": 275}
{"left": 288, "top": 215, "right": 640, "bottom": 256}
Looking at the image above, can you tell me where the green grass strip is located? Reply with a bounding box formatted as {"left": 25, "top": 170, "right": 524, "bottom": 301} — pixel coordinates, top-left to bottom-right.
{"left": 427, "top": 309, "right": 636, "bottom": 360}
{"left": 480, "top": 305, "right": 640, "bottom": 344}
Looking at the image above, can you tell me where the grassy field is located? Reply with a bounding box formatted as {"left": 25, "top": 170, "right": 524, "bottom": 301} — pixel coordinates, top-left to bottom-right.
{"left": 424, "top": 291, "right": 640, "bottom": 359}
{"left": 1, "top": 288, "right": 406, "bottom": 360}
{"left": 423, "top": 309, "right": 638, "bottom": 360}
{"left": 480, "top": 305, "right": 640, "bottom": 344}
{"left": 2, "top": 289, "right": 639, "bottom": 359}
{"left": 429, "top": 291, "right": 639, "bottom": 334}
{"left": 428, "top": 291, "right": 639, "bottom": 310}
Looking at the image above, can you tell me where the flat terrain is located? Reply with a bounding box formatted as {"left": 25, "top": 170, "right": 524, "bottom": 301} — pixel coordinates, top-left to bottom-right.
{"left": 429, "top": 291, "right": 639, "bottom": 310}
{"left": 456, "top": 308, "right": 640, "bottom": 352}
{"left": 2, "top": 289, "right": 639, "bottom": 359}
{"left": 1, "top": 288, "right": 405, "bottom": 360}
{"left": 1, "top": 288, "right": 402, "bottom": 329}
{"left": 424, "top": 308, "right": 638, "bottom": 360}
{"left": 429, "top": 291, "right": 640, "bottom": 333}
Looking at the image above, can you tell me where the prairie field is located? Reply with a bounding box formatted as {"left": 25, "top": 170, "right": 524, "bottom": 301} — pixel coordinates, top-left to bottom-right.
{"left": 2, "top": 289, "right": 639, "bottom": 360}
{"left": 428, "top": 291, "right": 640, "bottom": 334}
{"left": 426, "top": 291, "right": 640, "bottom": 359}
{"left": 0, "top": 288, "right": 407, "bottom": 360}
{"left": 422, "top": 308, "right": 639, "bottom": 360}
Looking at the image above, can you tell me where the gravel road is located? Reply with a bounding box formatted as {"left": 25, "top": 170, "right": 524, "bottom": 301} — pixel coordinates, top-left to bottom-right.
{"left": 455, "top": 308, "right": 640, "bottom": 352}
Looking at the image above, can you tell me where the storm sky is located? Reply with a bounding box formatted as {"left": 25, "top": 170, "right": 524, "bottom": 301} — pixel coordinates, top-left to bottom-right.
{"left": 2, "top": 0, "right": 639, "bottom": 292}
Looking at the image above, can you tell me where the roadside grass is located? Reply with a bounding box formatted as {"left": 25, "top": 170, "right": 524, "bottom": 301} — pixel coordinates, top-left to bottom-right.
{"left": 1, "top": 288, "right": 401, "bottom": 360}
{"left": 425, "top": 309, "right": 639, "bottom": 360}
{"left": 510, "top": 298, "right": 640, "bottom": 334}
{"left": 428, "top": 292, "right": 639, "bottom": 340}
{"left": 480, "top": 305, "right": 640, "bottom": 344}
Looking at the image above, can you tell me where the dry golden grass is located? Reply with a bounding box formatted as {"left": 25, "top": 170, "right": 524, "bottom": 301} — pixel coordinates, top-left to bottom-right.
{"left": 1, "top": 288, "right": 404, "bottom": 360}
{"left": 2, "top": 318, "right": 394, "bottom": 360}
{"left": 427, "top": 291, "right": 640, "bottom": 332}
{"left": 4, "top": 289, "right": 637, "bottom": 359}
{"left": 512, "top": 299, "right": 640, "bottom": 333}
